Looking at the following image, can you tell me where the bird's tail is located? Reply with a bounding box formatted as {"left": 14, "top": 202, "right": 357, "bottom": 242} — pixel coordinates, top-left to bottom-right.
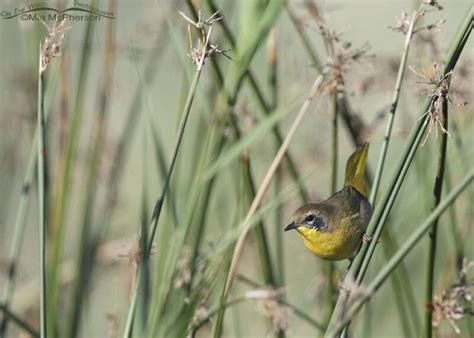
{"left": 344, "top": 143, "right": 369, "bottom": 197}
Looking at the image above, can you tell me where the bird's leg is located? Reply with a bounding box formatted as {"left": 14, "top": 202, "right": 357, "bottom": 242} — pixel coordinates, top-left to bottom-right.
{"left": 337, "top": 234, "right": 372, "bottom": 289}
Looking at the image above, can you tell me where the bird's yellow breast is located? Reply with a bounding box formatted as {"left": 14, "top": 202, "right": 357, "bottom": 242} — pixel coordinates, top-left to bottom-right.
{"left": 296, "top": 220, "right": 362, "bottom": 260}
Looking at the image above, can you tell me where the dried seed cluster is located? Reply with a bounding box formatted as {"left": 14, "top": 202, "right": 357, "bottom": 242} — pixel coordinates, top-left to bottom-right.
{"left": 432, "top": 259, "right": 474, "bottom": 334}
{"left": 389, "top": 0, "right": 445, "bottom": 36}
{"left": 40, "top": 19, "right": 70, "bottom": 73}
{"left": 410, "top": 64, "right": 467, "bottom": 145}
{"left": 179, "top": 10, "right": 230, "bottom": 67}
{"left": 315, "top": 22, "right": 373, "bottom": 96}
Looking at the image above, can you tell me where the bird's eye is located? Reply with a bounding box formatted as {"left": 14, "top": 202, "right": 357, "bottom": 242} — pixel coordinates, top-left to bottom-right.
{"left": 304, "top": 214, "right": 326, "bottom": 231}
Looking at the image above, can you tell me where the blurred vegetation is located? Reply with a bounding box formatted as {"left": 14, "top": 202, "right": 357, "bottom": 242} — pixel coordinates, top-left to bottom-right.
{"left": 0, "top": 0, "right": 472, "bottom": 337}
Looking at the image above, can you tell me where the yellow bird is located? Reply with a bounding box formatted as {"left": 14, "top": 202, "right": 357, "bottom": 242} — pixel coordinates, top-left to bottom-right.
{"left": 285, "top": 143, "right": 371, "bottom": 261}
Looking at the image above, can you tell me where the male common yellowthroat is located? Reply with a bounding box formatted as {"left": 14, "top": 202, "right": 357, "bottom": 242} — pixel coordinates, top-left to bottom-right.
{"left": 285, "top": 143, "right": 371, "bottom": 261}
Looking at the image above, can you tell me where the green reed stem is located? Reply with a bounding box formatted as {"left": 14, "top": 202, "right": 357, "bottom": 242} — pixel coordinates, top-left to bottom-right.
{"left": 369, "top": 10, "right": 418, "bottom": 205}
{"left": 37, "top": 53, "right": 47, "bottom": 338}
{"left": 149, "top": 122, "right": 179, "bottom": 225}
{"left": 357, "top": 117, "right": 427, "bottom": 281}
{"left": 424, "top": 98, "right": 448, "bottom": 338}
{"left": 147, "top": 27, "right": 212, "bottom": 251}
{"left": 444, "top": 165, "right": 465, "bottom": 271}
{"left": 325, "top": 169, "right": 473, "bottom": 337}
{"left": 147, "top": 45, "right": 207, "bottom": 253}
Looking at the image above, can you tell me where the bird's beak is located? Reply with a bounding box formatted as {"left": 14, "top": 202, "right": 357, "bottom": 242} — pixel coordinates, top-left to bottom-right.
{"left": 284, "top": 221, "right": 298, "bottom": 231}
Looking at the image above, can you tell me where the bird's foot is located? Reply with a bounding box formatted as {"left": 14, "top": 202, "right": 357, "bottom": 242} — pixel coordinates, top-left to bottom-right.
{"left": 362, "top": 233, "right": 372, "bottom": 244}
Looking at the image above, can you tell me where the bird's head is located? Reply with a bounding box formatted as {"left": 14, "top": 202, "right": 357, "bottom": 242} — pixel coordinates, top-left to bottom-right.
{"left": 284, "top": 204, "right": 329, "bottom": 233}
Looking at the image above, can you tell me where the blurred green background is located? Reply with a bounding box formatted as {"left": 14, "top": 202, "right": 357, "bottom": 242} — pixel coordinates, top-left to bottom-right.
{"left": 0, "top": 0, "right": 472, "bottom": 337}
